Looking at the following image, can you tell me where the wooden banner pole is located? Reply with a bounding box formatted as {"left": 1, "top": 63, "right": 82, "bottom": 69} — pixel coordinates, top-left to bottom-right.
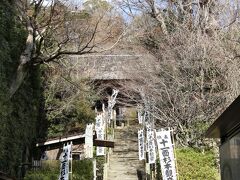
{"left": 170, "top": 128, "right": 179, "bottom": 180}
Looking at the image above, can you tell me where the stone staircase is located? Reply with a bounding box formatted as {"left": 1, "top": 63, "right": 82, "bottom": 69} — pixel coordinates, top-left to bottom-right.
{"left": 107, "top": 126, "right": 145, "bottom": 180}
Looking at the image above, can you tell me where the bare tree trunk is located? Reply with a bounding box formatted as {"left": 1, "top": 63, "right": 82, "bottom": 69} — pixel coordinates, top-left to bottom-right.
{"left": 147, "top": 0, "right": 168, "bottom": 35}
{"left": 9, "top": 20, "right": 34, "bottom": 98}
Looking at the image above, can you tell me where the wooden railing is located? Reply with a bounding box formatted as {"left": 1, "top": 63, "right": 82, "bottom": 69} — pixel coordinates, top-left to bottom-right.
{"left": 32, "top": 160, "right": 42, "bottom": 170}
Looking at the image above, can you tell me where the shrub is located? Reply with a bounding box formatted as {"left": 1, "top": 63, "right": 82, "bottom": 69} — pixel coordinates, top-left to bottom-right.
{"left": 24, "top": 160, "right": 93, "bottom": 180}
{"left": 176, "top": 148, "right": 220, "bottom": 180}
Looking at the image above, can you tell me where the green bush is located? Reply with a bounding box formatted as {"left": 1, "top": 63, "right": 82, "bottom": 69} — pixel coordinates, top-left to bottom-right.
{"left": 73, "top": 159, "right": 93, "bottom": 180}
{"left": 176, "top": 148, "right": 220, "bottom": 180}
{"left": 24, "top": 160, "right": 93, "bottom": 180}
{"left": 96, "top": 156, "right": 105, "bottom": 180}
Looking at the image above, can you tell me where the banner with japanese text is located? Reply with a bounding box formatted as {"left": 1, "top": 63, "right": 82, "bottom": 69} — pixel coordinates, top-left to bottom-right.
{"left": 85, "top": 124, "right": 93, "bottom": 158}
{"left": 138, "top": 129, "right": 145, "bottom": 160}
{"left": 137, "top": 110, "right": 144, "bottom": 124}
{"left": 96, "top": 127, "right": 105, "bottom": 156}
{"left": 147, "top": 129, "right": 156, "bottom": 164}
{"left": 95, "top": 114, "right": 104, "bottom": 131}
{"left": 59, "top": 144, "right": 71, "bottom": 180}
{"left": 95, "top": 114, "right": 105, "bottom": 156}
{"left": 156, "top": 130, "right": 177, "bottom": 180}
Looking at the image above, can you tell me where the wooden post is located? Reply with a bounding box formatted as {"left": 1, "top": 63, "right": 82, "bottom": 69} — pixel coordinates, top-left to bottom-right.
{"left": 113, "top": 109, "right": 116, "bottom": 129}
{"left": 93, "top": 159, "right": 97, "bottom": 180}
{"left": 170, "top": 128, "right": 179, "bottom": 180}
{"left": 103, "top": 163, "right": 108, "bottom": 180}
{"left": 145, "top": 162, "right": 150, "bottom": 180}
{"left": 68, "top": 141, "right": 73, "bottom": 180}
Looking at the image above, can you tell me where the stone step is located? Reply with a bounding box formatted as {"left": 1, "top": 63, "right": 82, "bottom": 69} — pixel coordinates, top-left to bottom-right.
{"left": 113, "top": 141, "right": 138, "bottom": 145}
{"left": 114, "top": 144, "right": 138, "bottom": 148}
{"left": 114, "top": 138, "right": 137, "bottom": 142}
{"left": 109, "top": 158, "right": 142, "bottom": 163}
{"left": 107, "top": 173, "right": 140, "bottom": 179}
{"left": 108, "top": 165, "right": 143, "bottom": 171}
{"left": 108, "top": 177, "right": 137, "bottom": 180}
{"left": 113, "top": 148, "right": 138, "bottom": 152}
{"left": 107, "top": 125, "right": 144, "bottom": 180}
{"left": 109, "top": 158, "right": 139, "bottom": 162}
{"left": 110, "top": 153, "right": 138, "bottom": 158}
{"left": 114, "top": 141, "right": 137, "bottom": 144}
{"left": 107, "top": 172, "right": 138, "bottom": 177}
{"left": 107, "top": 169, "right": 139, "bottom": 175}
{"left": 108, "top": 169, "right": 142, "bottom": 173}
{"left": 110, "top": 158, "right": 140, "bottom": 163}
{"left": 107, "top": 176, "right": 138, "bottom": 180}
{"left": 107, "top": 166, "right": 144, "bottom": 172}
{"left": 109, "top": 160, "right": 143, "bottom": 167}
{"left": 108, "top": 167, "right": 138, "bottom": 172}
{"left": 113, "top": 146, "right": 138, "bottom": 153}
{"left": 114, "top": 143, "right": 137, "bottom": 147}
{"left": 108, "top": 178, "right": 137, "bottom": 179}
{"left": 114, "top": 133, "right": 138, "bottom": 138}
{"left": 109, "top": 160, "right": 141, "bottom": 165}
{"left": 114, "top": 132, "right": 138, "bottom": 137}
{"left": 115, "top": 131, "right": 136, "bottom": 134}
{"left": 114, "top": 143, "right": 138, "bottom": 147}
{"left": 113, "top": 144, "right": 138, "bottom": 148}
{"left": 114, "top": 144, "right": 137, "bottom": 147}
{"left": 109, "top": 156, "right": 141, "bottom": 162}
{"left": 108, "top": 175, "right": 138, "bottom": 179}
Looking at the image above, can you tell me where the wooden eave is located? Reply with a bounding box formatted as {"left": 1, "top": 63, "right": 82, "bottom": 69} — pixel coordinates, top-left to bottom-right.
{"left": 206, "top": 95, "right": 240, "bottom": 139}
{"left": 36, "top": 134, "right": 86, "bottom": 147}
{"left": 36, "top": 133, "right": 114, "bottom": 150}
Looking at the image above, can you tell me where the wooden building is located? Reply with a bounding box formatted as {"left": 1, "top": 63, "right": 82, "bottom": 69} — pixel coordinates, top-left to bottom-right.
{"left": 206, "top": 95, "right": 240, "bottom": 180}
{"left": 35, "top": 133, "right": 114, "bottom": 161}
{"left": 36, "top": 134, "right": 86, "bottom": 160}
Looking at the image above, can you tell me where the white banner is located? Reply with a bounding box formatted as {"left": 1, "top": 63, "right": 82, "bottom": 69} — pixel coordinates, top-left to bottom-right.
{"left": 97, "top": 146, "right": 105, "bottom": 156}
{"left": 59, "top": 144, "right": 71, "bottom": 180}
{"left": 107, "top": 89, "right": 119, "bottom": 123}
{"left": 95, "top": 114, "right": 103, "bottom": 131}
{"left": 145, "top": 120, "right": 152, "bottom": 153}
{"left": 85, "top": 124, "right": 93, "bottom": 158}
{"left": 138, "top": 129, "right": 145, "bottom": 160}
{"left": 156, "top": 130, "right": 177, "bottom": 180}
{"left": 96, "top": 128, "right": 105, "bottom": 156}
{"left": 137, "top": 110, "right": 143, "bottom": 124}
{"left": 147, "top": 129, "right": 156, "bottom": 164}
{"left": 95, "top": 113, "right": 105, "bottom": 156}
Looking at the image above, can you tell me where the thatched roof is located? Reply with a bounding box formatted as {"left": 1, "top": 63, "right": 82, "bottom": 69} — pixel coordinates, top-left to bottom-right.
{"left": 70, "top": 53, "right": 157, "bottom": 80}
